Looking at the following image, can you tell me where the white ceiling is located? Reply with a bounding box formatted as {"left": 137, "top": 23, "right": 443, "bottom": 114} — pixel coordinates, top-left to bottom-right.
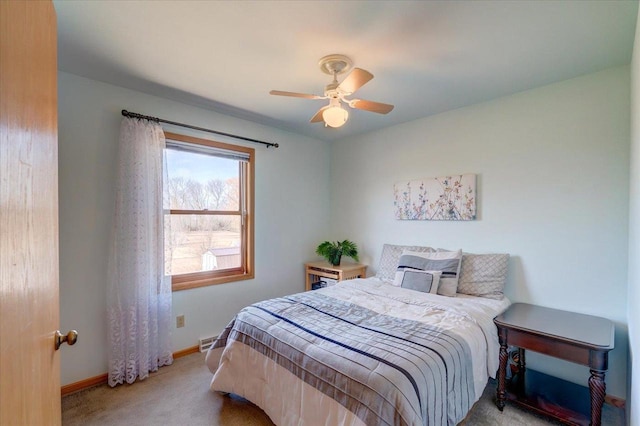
{"left": 54, "top": 1, "right": 638, "bottom": 142}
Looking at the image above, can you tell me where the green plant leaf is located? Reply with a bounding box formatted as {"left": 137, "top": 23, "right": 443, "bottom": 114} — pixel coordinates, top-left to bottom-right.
{"left": 315, "top": 239, "right": 359, "bottom": 264}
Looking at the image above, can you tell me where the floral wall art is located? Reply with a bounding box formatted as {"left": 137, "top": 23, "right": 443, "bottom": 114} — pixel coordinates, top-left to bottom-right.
{"left": 394, "top": 174, "right": 476, "bottom": 221}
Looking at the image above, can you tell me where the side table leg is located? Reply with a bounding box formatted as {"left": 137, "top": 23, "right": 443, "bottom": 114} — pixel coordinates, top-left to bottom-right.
{"left": 496, "top": 340, "right": 508, "bottom": 411}
{"left": 518, "top": 348, "right": 526, "bottom": 372}
{"left": 588, "top": 369, "right": 606, "bottom": 426}
{"left": 516, "top": 348, "right": 526, "bottom": 395}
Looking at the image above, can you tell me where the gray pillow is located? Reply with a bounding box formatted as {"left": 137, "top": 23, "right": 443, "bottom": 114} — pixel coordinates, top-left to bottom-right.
{"left": 457, "top": 254, "right": 509, "bottom": 300}
{"left": 395, "top": 269, "right": 442, "bottom": 293}
{"left": 429, "top": 249, "right": 463, "bottom": 297}
{"left": 375, "top": 244, "right": 434, "bottom": 282}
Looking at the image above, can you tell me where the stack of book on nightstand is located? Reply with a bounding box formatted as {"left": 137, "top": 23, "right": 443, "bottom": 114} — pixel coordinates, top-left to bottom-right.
{"left": 311, "top": 277, "right": 338, "bottom": 290}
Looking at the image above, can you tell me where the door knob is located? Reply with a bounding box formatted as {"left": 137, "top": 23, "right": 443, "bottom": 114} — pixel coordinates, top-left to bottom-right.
{"left": 55, "top": 330, "right": 78, "bottom": 350}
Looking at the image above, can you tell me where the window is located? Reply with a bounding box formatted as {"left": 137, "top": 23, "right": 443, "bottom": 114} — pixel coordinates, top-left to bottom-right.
{"left": 164, "top": 132, "right": 254, "bottom": 291}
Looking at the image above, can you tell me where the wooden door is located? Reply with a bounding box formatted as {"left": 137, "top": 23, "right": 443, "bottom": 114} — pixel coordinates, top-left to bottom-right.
{"left": 0, "top": 1, "right": 60, "bottom": 425}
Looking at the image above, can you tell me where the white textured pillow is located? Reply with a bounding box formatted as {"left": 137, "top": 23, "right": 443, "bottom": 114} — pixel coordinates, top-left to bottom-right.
{"left": 375, "top": 244, "right": 434, "bottom": 283}
{"left": 394, "top": 269, "right": 442, "bottom": 293}
{"left": 457, "top": 254, "right": 509, "bottom": 300}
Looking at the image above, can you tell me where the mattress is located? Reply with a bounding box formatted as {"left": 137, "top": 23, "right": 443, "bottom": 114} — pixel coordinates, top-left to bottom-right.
{"left": 206, "top": 278, "right": 510, "bottom": 426}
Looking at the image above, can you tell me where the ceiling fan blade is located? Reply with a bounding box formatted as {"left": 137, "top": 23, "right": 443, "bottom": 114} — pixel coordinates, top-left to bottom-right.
{"left": 350, "top": 99, "right": 394, "bottom": 114}
{"left": 337, "top": 68, "right": 373, "bottom": 94}
{"left": 310, "top": 106, "right": 329, "bottom": 123}
{"left": 269, "top": 90, "right": 323, "bottom": 99}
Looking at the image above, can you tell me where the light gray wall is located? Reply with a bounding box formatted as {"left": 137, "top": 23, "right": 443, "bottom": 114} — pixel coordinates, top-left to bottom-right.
{"left": 58, "top": 72, "right": 331, "bottom": 385}
{"left": 628, "top": 8, "right": 639, "bottom": 425}
{"left": 329, "top": 66, "right": 630, "bottom": 399}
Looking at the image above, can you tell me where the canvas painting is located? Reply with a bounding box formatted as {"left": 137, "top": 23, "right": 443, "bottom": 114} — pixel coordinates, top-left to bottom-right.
{"left": 394, "top": 174, "right": 476, "bottom": 220}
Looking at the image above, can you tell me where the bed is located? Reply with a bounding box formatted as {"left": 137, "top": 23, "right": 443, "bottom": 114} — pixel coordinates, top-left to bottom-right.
{"left": 206, "top": 251, "right": 511, "bottom": 426}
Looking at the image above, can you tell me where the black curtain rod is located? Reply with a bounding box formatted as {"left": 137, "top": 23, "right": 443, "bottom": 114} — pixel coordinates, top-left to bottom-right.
{"left": 121, "top": 110, "right": 279, "bottom": 148}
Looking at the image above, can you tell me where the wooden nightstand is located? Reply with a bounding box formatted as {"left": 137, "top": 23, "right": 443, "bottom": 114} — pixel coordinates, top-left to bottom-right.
{"left": 304, "top": 261, "right": 367, "bottom": 291}
{"left": 494, "top": 303, "right": 614, "bottom": 426}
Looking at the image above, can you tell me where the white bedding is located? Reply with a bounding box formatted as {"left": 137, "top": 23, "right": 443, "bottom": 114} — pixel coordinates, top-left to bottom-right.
{"left": 317, "top": 278, "right": 511, "bottom": 399}
{"left": 206, "top": 277, "right": 511, "bottom": 425}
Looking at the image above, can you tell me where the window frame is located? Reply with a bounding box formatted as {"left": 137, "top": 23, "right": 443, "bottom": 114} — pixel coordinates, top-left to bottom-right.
{"left": 164, "top": 131, "right": 254, "bottom": 292}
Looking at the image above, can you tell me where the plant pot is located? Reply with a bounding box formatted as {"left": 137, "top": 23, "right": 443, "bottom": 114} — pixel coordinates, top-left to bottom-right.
{"left": 330, "top": 253, "right": 342, "bottom": 266}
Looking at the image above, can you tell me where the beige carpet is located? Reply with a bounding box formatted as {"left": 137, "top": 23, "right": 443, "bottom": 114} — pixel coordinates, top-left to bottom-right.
{"left": 62, "top": 353, "right": 624, "bottom": 426}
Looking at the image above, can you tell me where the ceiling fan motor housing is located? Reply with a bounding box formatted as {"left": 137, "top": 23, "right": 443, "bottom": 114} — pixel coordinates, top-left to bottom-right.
{"left": 324, "top": 82, "right": 340, "bottom": 97}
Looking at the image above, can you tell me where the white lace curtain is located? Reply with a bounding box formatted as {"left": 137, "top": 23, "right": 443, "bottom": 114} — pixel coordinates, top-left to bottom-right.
{"left": 107, "top": 117, "right": 173, "bottom": 387}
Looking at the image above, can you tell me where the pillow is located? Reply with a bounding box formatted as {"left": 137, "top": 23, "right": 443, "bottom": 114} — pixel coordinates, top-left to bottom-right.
{"left": 394, "top": 269, "right": 442, "bottom": 293}
{"left": 395, "top": 250, "right": 462, "bottom": 297}
{"left": 428, "top": 249, "right": 463, "bottom": 297}
{"left": 457, "top": 253, "right": 509, "bottom": 300}
{"left": 375, "top": 244, "right": 434, "bottom": 283}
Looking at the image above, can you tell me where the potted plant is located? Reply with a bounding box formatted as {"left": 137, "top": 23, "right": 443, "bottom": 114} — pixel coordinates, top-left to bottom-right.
{"left": 316, "top": 240, "right": 359, "bottom": 266}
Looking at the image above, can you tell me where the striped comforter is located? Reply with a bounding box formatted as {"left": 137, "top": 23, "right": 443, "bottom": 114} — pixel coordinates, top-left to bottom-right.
{"left": 206, "top": 278, "right": 509, "bottom": 426}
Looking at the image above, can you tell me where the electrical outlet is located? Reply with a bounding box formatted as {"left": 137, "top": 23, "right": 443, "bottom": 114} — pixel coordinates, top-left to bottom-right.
{"left": 176, "top": 315, "right": 185, "bottom": 328}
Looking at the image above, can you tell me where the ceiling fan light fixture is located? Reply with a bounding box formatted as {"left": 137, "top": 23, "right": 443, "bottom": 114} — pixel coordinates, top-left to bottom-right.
{"left": 323, "top": 105, "right": 349, "bottom": 128}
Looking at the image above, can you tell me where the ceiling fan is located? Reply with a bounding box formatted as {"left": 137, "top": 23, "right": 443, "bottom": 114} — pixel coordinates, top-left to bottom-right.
{"left": 269, "top": 54, "right": 394, "bottom": 128}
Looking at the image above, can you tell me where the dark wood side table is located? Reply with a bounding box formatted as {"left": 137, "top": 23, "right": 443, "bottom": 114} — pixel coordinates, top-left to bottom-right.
{"left": 494, "top": 303, "right": 614, "bottom": 426}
